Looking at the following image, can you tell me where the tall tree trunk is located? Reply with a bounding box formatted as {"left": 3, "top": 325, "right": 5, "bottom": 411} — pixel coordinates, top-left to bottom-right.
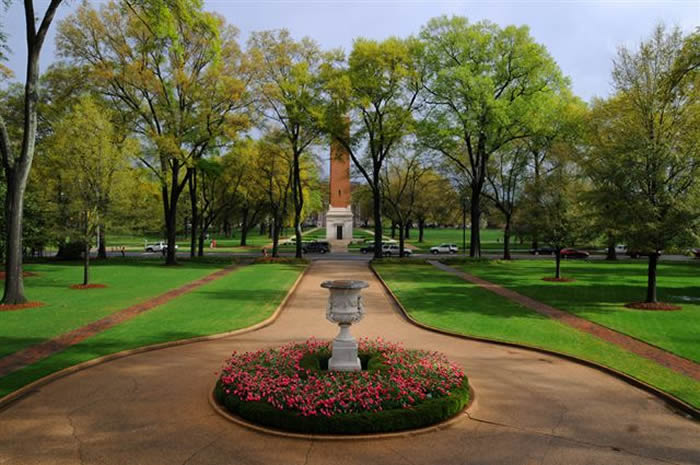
{"left": 372, "top": 185, "right": 383, "bottom": 259}
{"left": 555, "top": 250, "right": 562, "bottom": 279}
{"left": 404, "top": 221, "right": 410, "bottom": 240}
{"left": 606, "top": 234, "right": 616, "bottom": 260}
{"left": 188, "top": 169, "right": 197, "bottom": 259}
{"left": 646, "top": 253, "right": 658, "bottom": 303}
{"left": 391, "top": 222, "right": 396, "bottom": 238}
{"left": 1, "top": 0, "right": 62, "bottom": 304}
{"left": 239, "top": 207, "right": 249, "bottom": 246}
{"left": 418, "top": 218, "right": 425, "bottom": 243}
{"left": 259, "top": 220, "right": 265, "bottom": 236}
{"left": 503, "top": 215, "right": 512, "bottom": 260}
{"left": 271, "top": 212, "right": 281, "bottom": 258}
{"left": 292, "top": 152, "right": 304, "bottom": 259}
{"left": 97, "top": 224, "right": 106, "bottom": 259}
{"left": 398, "top": 220, "right": 405, "bottom": 258}
{"left": 469, "top": 185, "right": 481, "bottom": 258}
{"left": 83, "top": 233, "right": 90, "bottom": 286}
{"left": 3, "top": 173, "right": 27, "bottom": 304}
{"left": 198, "top": 227, "right": 205, "bottom": 257}
{"left": 461, "top": 199, "right": 467, "bottom": 256}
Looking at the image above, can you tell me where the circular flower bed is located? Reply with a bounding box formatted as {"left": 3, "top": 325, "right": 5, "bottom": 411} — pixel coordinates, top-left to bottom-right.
{"left": 215, "top": 338, "right": 470, "bottom": 435}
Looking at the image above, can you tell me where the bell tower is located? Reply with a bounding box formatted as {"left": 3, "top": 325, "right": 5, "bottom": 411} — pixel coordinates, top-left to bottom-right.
{"left": 325, "top": 135, "right": 353, "bottom": 245}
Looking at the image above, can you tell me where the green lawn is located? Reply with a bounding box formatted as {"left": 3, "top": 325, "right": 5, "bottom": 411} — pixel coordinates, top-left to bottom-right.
{"left": 447, "top": 259, "right": 700, "bottom": 362}
{"left": 374, "top": 262, "right": 700, "bottom": 408}
{"left": 0, "top": 258, "right": 225, "bottom": 358}
{"left": 0, "top": 263, "right": 305, "bottom": 398}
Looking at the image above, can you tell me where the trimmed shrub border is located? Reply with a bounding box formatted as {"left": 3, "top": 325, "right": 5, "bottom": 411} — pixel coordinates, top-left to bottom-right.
{"left": 214, "top": 340, "right": 471, "bottom": 436}
{"left": 370, "top": 262, "right": 700, "bottom": 420}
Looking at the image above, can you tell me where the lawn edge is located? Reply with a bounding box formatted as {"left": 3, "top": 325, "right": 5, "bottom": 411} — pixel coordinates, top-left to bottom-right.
{"left": 0, "top": 263, "right": 309, "bottom": 411}
{"left": 369, "top": 262, "right": 700, "bottom": 421}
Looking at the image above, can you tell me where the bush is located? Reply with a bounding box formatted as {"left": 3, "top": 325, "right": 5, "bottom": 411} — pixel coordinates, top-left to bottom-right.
{"left": 55, "top": 241, "right": 86, "bottom": 260}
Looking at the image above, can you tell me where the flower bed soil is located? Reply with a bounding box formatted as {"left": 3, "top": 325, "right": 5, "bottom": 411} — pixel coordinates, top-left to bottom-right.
{"left": 69, "top": 284, "right": 108, "bottom": 290}
{"left": 624, "top": 302, "right": 682, "bottom": 311}
{"left": 0, "top": 301, "right": 44, "bottom": 312}
{"left": 215, "top": 338, "right": 470, "bottom": 434}
{"left": 542, "top": 277, "right": 575, "bottom": 282}
{"left": 0, "top": 271, "right": 38, "bottom": 280}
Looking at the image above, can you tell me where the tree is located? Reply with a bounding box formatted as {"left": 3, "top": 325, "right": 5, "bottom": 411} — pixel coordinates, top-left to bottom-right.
{"left": 522, "top": 165, "right": 588, "bottom": 279}
{"left": 0, "top": 0, "right": 63, "bottom": 304}
{"left": 248, "top": 30, "right": 324, "bottom": 258}
{"left": 419, "top": 16, "right": 568, "bottom": 258}
{"left": 588, "top": 25, "right": 699, "bottom": 303}
{"left": 57, "top": 0, "right": 252, "bottom": 265}
{"left": 381, "top": 149, "right": 428, "bottom": 257}
{"left": 322, "top": 37, "right": 423, "bottom": 259}
{"left": 485, "top": 143, "right": 529, "bottom": 259}
{"left": 47, "top": 96, "right": 133, "bottom": 284}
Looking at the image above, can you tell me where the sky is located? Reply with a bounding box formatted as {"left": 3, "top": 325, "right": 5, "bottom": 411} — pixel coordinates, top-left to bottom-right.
{"left": 1, "top": 0, "right": 698, "bottom": 102}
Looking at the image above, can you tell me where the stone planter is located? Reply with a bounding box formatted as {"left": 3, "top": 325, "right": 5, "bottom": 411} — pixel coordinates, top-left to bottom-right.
{"left": 321, "top": 279, "right": 369, "bottom": 372}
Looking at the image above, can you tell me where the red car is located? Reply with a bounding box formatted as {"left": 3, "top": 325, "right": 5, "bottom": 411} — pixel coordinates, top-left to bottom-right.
{"left": 560, "top": 248, "right": 590, "bottom": 259}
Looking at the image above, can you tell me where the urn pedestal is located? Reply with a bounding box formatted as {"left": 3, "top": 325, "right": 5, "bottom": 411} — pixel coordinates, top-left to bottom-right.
{"left": 321, "top": 279, "right": 369, "bottom": 372}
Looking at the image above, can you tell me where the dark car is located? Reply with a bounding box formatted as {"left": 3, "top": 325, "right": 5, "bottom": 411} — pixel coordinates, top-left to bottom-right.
{"left": 627, "top": 250, "right": 662, "bottom": 259}
{"left": 360, "top": 244, "right": 380, "bottom": 254}
{"left": 560, "top": 248, "right": 589, "bottom": 259}
{"left": 530, "top": 246, "right": 556, "bottom": 255}
{"left": 302, "top": 241, "right": 329, "bottom": 254}
{"left": 694, "top": 249, "right": 700, "bottom": 259}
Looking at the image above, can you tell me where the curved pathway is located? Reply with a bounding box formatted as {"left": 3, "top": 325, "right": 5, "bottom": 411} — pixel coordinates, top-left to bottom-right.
{"left": 0, "top": 260, "right": 698, "bottom": 465}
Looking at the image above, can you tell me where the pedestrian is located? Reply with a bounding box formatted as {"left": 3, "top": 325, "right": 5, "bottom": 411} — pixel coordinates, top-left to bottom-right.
{"left": 120, "top": 245, "right": 126, "bottom": 257}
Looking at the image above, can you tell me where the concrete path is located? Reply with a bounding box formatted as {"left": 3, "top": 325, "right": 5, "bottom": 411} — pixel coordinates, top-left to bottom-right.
{"left": 0, "top": 260, "right": 698, "bottom": 465}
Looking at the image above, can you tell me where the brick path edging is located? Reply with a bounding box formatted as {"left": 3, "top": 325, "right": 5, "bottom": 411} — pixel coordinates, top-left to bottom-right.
{"left": 0, "top": 264, "right": 309, "bottom": 411}
{"left": 369, "top": 262, "right": 700, "bottom": 421}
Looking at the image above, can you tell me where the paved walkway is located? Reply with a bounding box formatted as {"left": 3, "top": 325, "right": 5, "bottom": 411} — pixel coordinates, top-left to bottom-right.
{"left": 430, "top": 260, "right": 700, "bottom": 381}
{"left": 0, "top": 266, "right": 237, "bottom": 378}
{"left": 0, "top": 260, "right": 698, "bottom": 465}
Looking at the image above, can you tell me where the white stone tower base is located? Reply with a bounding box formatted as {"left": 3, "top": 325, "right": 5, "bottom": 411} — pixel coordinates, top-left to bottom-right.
{"left": 326, "top": 206, "right": 353, "bottom": 242}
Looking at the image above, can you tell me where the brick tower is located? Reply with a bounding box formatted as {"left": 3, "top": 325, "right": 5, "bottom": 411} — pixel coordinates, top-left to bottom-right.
{"left": 325, "top": 135, "right": 353, "bottom": 244}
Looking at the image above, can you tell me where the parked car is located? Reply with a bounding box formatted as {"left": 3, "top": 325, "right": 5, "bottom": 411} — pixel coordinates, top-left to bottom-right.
{"left": 360, "top": 244, "right": 379, "bottom": 254}
{"left": 529, "top": 246, "right": 556, "bottom": 255}
{"left": 614, "top": 244, "right": 627, "bottom": 254}
{"left": 382, "top": 244, "right": 412, "bottom": 257}
{"left": 302, "top": 241, "right": 330, "bottom": 254}
{"left": 430, "top": 243, "right": 458, "bottom": 254}
{"left": 560, "top": 248, "right": 589, "bottom": 259}
{"left": 145, "top": 241, "right": 178, "bottom": 253}
{"left": 693, "top": 248, "right": 700, "bottom": 259}
{"left": 627, "top": 250, "right": 662, "bottom": 259}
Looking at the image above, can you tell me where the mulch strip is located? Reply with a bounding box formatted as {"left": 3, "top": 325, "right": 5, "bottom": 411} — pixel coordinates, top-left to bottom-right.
{"left": 69, "top": 284, "right": 108, "bottom": 290}
{"left": 429, "top": 260, "right": 700, "bottom": 381}
{"left": 0, "top": 272, "right": 39, "bottom": 280}
{"left": 624, "top": 302, "right": 682, "bottom": 311}
{"left": 542, "top": 277, "right": 575, "bottom": 282}
{"left": 0, "top": 301, "right": 44, "bottom": 312}
{"left": 0, "top": 266, "right": 237, "bottom": 378}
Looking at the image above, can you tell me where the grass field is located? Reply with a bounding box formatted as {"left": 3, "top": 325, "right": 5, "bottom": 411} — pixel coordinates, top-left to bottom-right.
{"left": 0, "top": 259, "right": 225, "bottom": 358}
{"left": 374, "top": 262, "right": 700, "bottom": 408}
{"left": 0, "top": 262, "right": 305, "bottom": 398}
{"left": 448, "top": 259, "right": 700, "bottom": 362}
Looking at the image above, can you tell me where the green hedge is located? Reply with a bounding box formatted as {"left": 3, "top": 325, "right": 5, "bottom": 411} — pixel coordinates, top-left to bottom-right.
{"left": 214, "top": 351, "right": 470, "bottom": 435}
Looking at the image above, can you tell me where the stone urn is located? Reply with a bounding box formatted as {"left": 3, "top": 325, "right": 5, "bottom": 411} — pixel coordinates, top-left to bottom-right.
{"left": 321, "top": 279, "right": 369, "bottom": 372}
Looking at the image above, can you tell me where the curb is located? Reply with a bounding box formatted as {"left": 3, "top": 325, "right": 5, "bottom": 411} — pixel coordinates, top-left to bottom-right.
{"left": 369, "top": 262, "right": 700, "bottom": 421}
{"left": 209, "top": 385, "right": 476, "bottom": 441}
{"left": 0, "top": 263, "right": 309, "bottom": 411}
